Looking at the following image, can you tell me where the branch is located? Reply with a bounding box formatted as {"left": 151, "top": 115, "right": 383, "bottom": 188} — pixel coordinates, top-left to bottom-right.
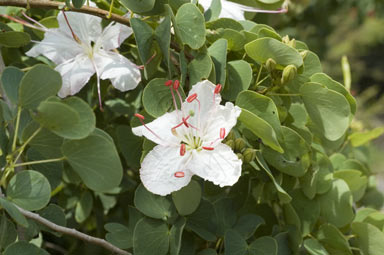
{"left": 0, "top": 0, "right": 131, "bottom": 26}
{"left": 16, "top": 205, "right": 131, "bottom": 255}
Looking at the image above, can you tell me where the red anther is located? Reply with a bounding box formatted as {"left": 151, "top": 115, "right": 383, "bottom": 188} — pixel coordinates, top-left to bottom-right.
{"left": 214, "top": 84, "right": 222, "bottom": 94}
{"left": 134, "top": 113, "right": 145, "bottom": 120}
{"left": 220, "top": 128, "right": 226, "bottom": 139}
{"left": 202, "top": 146, "right": 214, "bottom": 151}
{"left": 180, "top": 144, "right": 186, "bottom": 156}
{"left": 187, "top": 93, "right": 198, "bottom": 103}
{"left": 165, "top": 80, "right": 173, "bottom": 87}
{"left": 173, "top": 80, "right": 180, "bottom": 90}
{"left": 174, "top": 171, "right": 185, "bottom": 178}
{"left": 182, "top": 117, "right": 189, "bottom": 128}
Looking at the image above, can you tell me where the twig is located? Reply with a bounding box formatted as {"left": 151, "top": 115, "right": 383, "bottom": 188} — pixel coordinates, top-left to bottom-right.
{"left": 0, "top": 0, "right": 131, "bottom": 26}
{"left": 15, "top": 205, "right": 131, "bottom": 255}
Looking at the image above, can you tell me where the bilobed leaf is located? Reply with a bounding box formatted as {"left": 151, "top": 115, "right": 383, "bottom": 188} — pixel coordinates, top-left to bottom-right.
{"left": 348, "top": 127, "right": 384, "bottom": 147}
{"left": 116, "top": 125, "right": 143, "bottom": 168}
{"left": 3, "top": 241, "right": 49, "bottom": 255}
{"left": 208, "top": 38, "right": 227, "bottom": 85}
{"left": 18, "top": 64, "right": 61, "bottom": 110}
{"left": 1, "top": 66, "right": 24, "bottom": 105}
{"left": 172, "top": 180, "right": 201, "bottom": 216}
{"left": 222, "top": 61, "right": 252, "bottom": 101}
{"left": 316, "top": 223, "right": 352, "bottom": 254}
{"left": 75, "top": 191, "right": 93, "bottom": 223}
{"left": 155, "top": 16, "right": 171, "bottom": 70}
{"left": 186, "top": 199, "right": 217, "bottom": 241}
{"left": 214, "top": 198, "right": 237, "bottom": 236}
{"left": 105, "top": 223, "right": 131, "bottom": 249}
{"left": 133, "top": 218, "right": 170, "bottom": 255}
{"left": 233, "top": 214, "right": 265, "bottom": 240}
{"left": 38, "top": 204, "right": 66, "bottom": 236}
{"left": 72, "top": 0, "right": 85, "bottom": 8}
{"left": 0, "top": 31, "right": 30, "bottom": 48}
{"left": 303, "top": 238, "right": 329, "bottom": 255}
{"left": 170, "top": 217, "right": 186, "bottom": 255}
{"left": 188, "top": 52, "right": 212, "bottom": 85}
{"left": 352, "top": 222, "right": 384, "bottom": 255}
{"left": 62, "top": 129, "right": 123, "bottom": 192}
{"left": 0, "top": 198, "right": 28, "bottom": 227}
{"left": 248, "top": 236, "right": 278, "bottom": 255}
{"left": 131, "top": 18, "right": 154, "bottom": 65}
{"left": 333, "top": 169, "right": 367, "bottom": 201}
{"left": 300, "top": 82, "right": 351, "bottom": 141}
{"left": 6, "top": 170, "right": 51, "bottom": 211}
{"left": 134, "top": 184, "right": 176, "bottom": 220}
{"left": 175, "top": 3, "right": 206, "bottom": 49}
{"left": 0, "top": 214, "right": 17, "bottom": 250}
{"left": 224, "top": 229, "right": 247, "bottom": 255}
{"left": 245, "top": 38, "right": 303, "bottom": 68}
{"left": 120, "top": 0, "right": 155, "bottom": 13}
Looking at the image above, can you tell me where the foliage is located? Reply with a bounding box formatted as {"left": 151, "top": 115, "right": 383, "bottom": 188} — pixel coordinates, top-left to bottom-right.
{"left": 0, "top": 0, "right": 383, "bottom": 254}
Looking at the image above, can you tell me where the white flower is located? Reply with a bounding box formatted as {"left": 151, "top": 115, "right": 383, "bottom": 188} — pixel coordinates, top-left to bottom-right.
{"left": 199, "top": 0, "right": 288, "bottom": 20}
{"left": 132, "top": 80, "right": 242, "bottom": 196}
{"left": 26, "top": 11, "right": 141, "bottom": 107}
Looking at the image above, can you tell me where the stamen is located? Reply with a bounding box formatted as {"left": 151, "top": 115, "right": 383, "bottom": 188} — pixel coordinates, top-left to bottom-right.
{"left": 202, "top": 146, "right": 214, "bottom": 151}
{"left": 135, "top": 114, "right": 164, "bottom": 142}
{"left": 214, "top": 84, "right": 222, "bottom": 94}
{"left": 174, "top": 171, "right": 185, "bottom": 178}
{"left": 187, "top": 93, "right": 197, "bottom": 103}
{"left": 220, "top": 128, "right": 226, "bottom": 139}
{"left": 62, "top": 11, "right": 80, "bottom": 43}
{"left": 173, "top": 80, "right": 180, "bottom": 90}
{"left": 182, "top": 116, "right": 190, "bottom": 128}
{"left": 0, "top": 14, "right": 45, "bottom": 32}
{"left": 180, "top": 144, "right": 186, "bottom": 156}
{"left": 134, "top": 113, "right": 145, "bottom": 120}
{"left": 165, "top": 80, "right": 173, "bottom": 87}
{"left": 22, "top": 12, "right": 48, "bottom": 30}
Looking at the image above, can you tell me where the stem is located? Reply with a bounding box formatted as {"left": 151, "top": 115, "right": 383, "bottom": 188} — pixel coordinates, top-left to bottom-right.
{"left": 11, "top": 106, "right": 22, "bottom": 152}
{"left": 13, "top": 126, "right": 43, "bottom": 164}
{"left": 0, "top": 0, "right": 131, "bottom": 26}
{"left": 13, "top": 157, "right": 65, "bottom": 167}
{"left": 13, "top": 204, "right": 131, "bottom": 255}
{"left": 106, "top": 0, "right": 114, "bottom": 18}
{"left": 255, "top": 65, "right": 263, "bottom": 85}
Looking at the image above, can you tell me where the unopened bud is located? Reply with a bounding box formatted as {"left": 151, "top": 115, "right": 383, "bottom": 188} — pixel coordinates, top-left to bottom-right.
{"left": 225, "top": 140, "right": 234, "bottom": 150}
{"left": 300, "top": 50, "right": 309, "bottom": 60}
{"left": 234, "top": 138, "right": 246, "bottom": 152}
{"left": 288, "top": 38, "right": 296, "bottom": 48}
{"left": 236, "top": 153, "right": 244, "bottom": 161}
{"left": 265, "top": 58, "right": 276, "bottom": 72}
{"left": 281, "top": 64, "right": 297, "bottom": 84}
{"left": 243, "top": 148, "right": 256, "bottom": 163}
{"left": 226, "top": 130, "right": 236, "bottom": 141}
{"left": 282, "top": 35, "right": 290, "bottom": 44}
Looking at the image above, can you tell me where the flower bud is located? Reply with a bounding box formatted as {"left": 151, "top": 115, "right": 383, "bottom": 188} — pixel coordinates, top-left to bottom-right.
{"left": 243, "top": 148, "right": 256, "bottom": 163}
{"left": 300, "top": 50, "right": 309, "bottom": 60}
{"left": 236, "top": 153, "right": 244, "bottom": 161}
{"left": 265, "top": 58, "right": 276, "bottom": 72}
{"left": 226, "top": 130, "right": 236, "bottom": 141}
{"left": 234, "top": 138, "right": 246, "bottom": 152}
{"left": 281, "top": 64, "right": 297, "bottom": 84}
{"left": 225, "top": 140, "right": 234, "bottom": 150}
{"left": 282, "top": 35, "right": 290, "bottom": 44}
{"left": 288, "top": 38, "right": 296, "bottom": 48}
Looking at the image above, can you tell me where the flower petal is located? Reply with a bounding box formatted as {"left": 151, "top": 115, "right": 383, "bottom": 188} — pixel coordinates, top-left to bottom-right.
{"left": 57, "top": 12, "right": 102, "bottom": 44}
{"left": 189, "top": 143, "right": 242, "bottom": 187}
{"left": 26, "top": 29, "right": 83, "bottom": 65}
{"left": 140, "top": 145, "right": 193, "bottom": 196}
{"left": 202, "top": 102, "right": 241, "bottom": 146}
{"left": 94, "top": 51, "right": 141, "bottom": 92}
{"left": 132, "top": 110, "right": 181, "bottom": 146}
{"left": 98, "top": 22, "right": 133, "bottom": 51}
{"left": 55, "top": 54, "right": 95, "bottom": 97}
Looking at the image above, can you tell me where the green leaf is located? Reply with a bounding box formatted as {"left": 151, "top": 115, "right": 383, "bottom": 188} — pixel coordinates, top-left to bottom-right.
{"left": 6, "top": 170, "right": 51, "bottom": 211}
{"left": 188, "top": 52, "right": 212, "bottom": 85}
{"left": 351, "top": 222, "right": 384, "bottom": 255}
{"left": 1, "top": 66, "right": 24, "bottom": 105}
{"left": 300, "top": 82, "right": 351, "bottom": 141}
{"left": 222, "top": 60, "right": 252, "bottom": 101}
{"left": 18, "top": 64, "right": 62, "bottom": 110}
{"left": 172, "top": 180, "right": 201, "bottom": 216}
{"left": 105, "top": 223, "right": 131, "bottom": 249}
{"left": 3, "top": 241, "right": 48, "bottom": 255}
{"left": 262, "top": 127, "right": 311, "bottom": 177}
{"left": 62, "top": 129, "right": 123, "bottom": 192}
{"left": 245, "top": 38, "right": 303, "bottom": 68}
{"left": 38, "top": 204, "right": 66, "bottom": 236}
{"left": 214, "top": 198, "right": 237, "bottom": 236}
{"left": 236, "top": 90, "right": 282, "bottom": 139}
{"left": 175, "top": 3, "right": 206, "bottom": 49}
{"left": 349, "top": 127, "right": 384, "bottom": 147}
{"left": 303, "top": 238, "right": 329, "bottom": 255}
{"left": 134, "top": 184, "right": 176, "bottom": 220}
{"left": 75, "top": 190, "right": 93, "bottom": 223}
{"left": 212, "top": 29, "right": 245, "bottom": 51}
{"left": 143, "top": 78, "right": 184, "bottom": 117}
{"left": 170, "top": 217, "right": 186, "bottom": 255}
{"left": 120, "top": 0, "right": 155, "bottom": 13}
{"left": 319, "top": 179, "right": 354, "bottom": 228}
{"left": 0, "top": 213, "right": 17, "bottom": 250}
{"left": 224, "top": 229, "right": 247, "bottom": 255}
{"left": 116, "top": 125, "right": 143, "bottom": 168}
{"left": 238, "top": 108, "right": 283, "bottom": 153}
{"left": 131, "top": 18, "right": 154, "bottom": 65}
{"left": 233, "top": 214, "right": 265, "bottom": 240}
{"left": 0, "top": 31, "right": 30, "bottom": 48}
{"left": 72, "top": 0, "right": 85, "bottom": 8}
{"left": 317, "top": 224, "right": 352, "bottom": 254}
{"left": 204, "top": 0, "right": 222, "bottom": 21}
{"left": 186, "top": 199, "right": 217, "bottom": 241}
{"left": 208, "top": 38, "right": 227, "bottom": 85}
{"left": 248, "top": 236, "right": 278, "bottom": 255}
{"left": 333, "top": 169, "right": 367, "bottom": 201}
{"left": 0, "top": 198, "right": 28, "bottom": 227}
{"left": 133, "top": 218, "right": 170, "bottom": 255}
{"left": 154, "top": 16, "right": 171, "bottom": 70}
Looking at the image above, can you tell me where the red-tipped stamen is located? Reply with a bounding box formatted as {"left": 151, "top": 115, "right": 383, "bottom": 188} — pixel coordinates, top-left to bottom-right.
{"left": 173, "top": 80, "right": 180, "bottom": 90}
{"left": 174, "top": 171, "right": 185, "bottom": 178}
{"left": 202, "top": 146, "right": 214, "bottom": 151}
{"left": 182, "top": 117, "right": 189, "bottom": 128}
{"left": 172, "top": 115, "right": 190, "bottom": 130}
{"left": 22, "top": 12, "right": 47, "bottom": 30}
{"left": 220, "top": 128, "right": 226, "bottom": 139}
{"left": 165, "top": 80, "right": 173, "bottom": 87}
{"left": 62, "top": 11, "right": 80, "bottom": 42}
{"left": 135, "top": 114, "right": 164, "bottom": 142}
{"left": 187, "top": 93, "right": 197, "bottom": 103}
{"left": 180, "top": 144, "right": 186, "bottom": 156}
{"left": 134, "top": 113, "right": 145, "bottom": 120}
{"left": 214, "top": 84, "right": 222, "bottom": 94}
{"left": 0, "top": 14, "right": 45, "bottom": 32}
